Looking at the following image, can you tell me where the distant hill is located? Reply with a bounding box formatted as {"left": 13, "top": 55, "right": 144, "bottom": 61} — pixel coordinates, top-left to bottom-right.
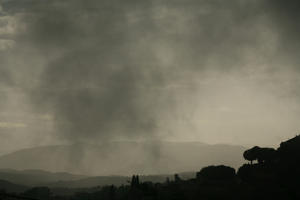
{"left": 0, "top": 179, "right": 28, "bottom": 193}
{"left": 0, "top": 142, "right": 246, "bottom": 176}
{"left": 43, "top": 173, "right": 196, "bottom": 188}
{"left": 46, "top": 176, "right": 130, "bottom": 188}
{"left": 0, "top": 169, "right": 87, "bottom": 186}
{"left": 0, "top": 169, "right": 195, "bottom": 189}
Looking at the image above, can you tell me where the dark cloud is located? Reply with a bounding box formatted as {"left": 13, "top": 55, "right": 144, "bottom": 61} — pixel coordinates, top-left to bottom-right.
{"left": 21, "top": 0, "right": 166, "bottom": 141}
{"left": 26, "top": 0, "right": 260, "bottom": 141}
{"left": 264, "top": 0, "right": 300, "bottom": 67}
{"left": 0, "top": 0, "right": 300, "bottom": 148}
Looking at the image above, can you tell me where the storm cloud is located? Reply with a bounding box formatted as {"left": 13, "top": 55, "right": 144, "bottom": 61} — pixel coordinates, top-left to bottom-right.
{"left": 0, "top": 0, "right": 300, "bottom": 152}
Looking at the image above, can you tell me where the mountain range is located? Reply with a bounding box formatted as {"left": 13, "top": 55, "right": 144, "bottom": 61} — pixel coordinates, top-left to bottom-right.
{"left": 0, "top": 141, "right": 246, "bottom": 176}
{"left": 0, "top": 141, "right": 246, "bottom": 192}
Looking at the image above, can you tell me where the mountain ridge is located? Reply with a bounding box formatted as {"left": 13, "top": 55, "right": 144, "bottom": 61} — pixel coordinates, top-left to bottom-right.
{"left": 0, "top": 141, "right": 246, "bottom": 176}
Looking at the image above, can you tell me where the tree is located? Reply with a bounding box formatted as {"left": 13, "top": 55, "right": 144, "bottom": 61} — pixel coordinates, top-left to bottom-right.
{"left": 131, "top": 175, "right": 140, "bottom": 188}
{"left": 174, "top": 174, "right": 181, "bottom": 182}
{"left": 196, "top": 165, "right": 236, "bottom": 181}
{"left": 243, "top": 146, "right": 277, "bottom": 164}
{"left": 243, "top": 146, "right": 260, "bottom": 164}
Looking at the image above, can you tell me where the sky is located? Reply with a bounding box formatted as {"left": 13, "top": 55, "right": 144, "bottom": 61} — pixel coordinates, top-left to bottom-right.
{"left": 0, "top": 0, "right": 300, "bottom": 154}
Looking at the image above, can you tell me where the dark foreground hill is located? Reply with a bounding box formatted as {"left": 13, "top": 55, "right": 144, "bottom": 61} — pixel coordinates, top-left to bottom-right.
{"left": 0, "top": 142, "right": 245, "bottom": 176}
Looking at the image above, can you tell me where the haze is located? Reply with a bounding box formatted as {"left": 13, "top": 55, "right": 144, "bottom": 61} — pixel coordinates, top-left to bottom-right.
{"left": 0, "top": 0, "right": 299, "bottom": 159}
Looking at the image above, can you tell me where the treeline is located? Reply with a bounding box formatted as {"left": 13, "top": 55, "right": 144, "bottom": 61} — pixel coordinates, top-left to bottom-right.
{"left": 1, "top": 135, "right": 300, "bottom": 200}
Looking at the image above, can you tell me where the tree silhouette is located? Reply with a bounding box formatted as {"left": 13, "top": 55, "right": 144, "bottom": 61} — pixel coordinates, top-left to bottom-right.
{"left": 243, "top": 146, "right": 260, "bottom": 164}
{"left": 243, "top": 146, "right": 277, "bottom": 164}
{"left": 196, "top": 165, "right": 235, "bottom": 181}
{"left": 131, "top": 175, "right": 140, "bottom": 188}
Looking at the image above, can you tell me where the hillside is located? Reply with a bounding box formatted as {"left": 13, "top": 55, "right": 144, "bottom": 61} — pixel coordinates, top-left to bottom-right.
{"left": 0, "top": 179, "right": 28, "bottom": 193}
{"left": 41, "top": 173, "right": 196, "bottom": 188}
{"left": 0, "top": 169, "right": 87, "bottom": 186}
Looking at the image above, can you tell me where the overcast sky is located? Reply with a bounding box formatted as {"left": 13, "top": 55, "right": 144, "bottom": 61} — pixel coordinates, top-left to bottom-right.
{"left": 0, "top": 0, "right": 300, "bottom": 154}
